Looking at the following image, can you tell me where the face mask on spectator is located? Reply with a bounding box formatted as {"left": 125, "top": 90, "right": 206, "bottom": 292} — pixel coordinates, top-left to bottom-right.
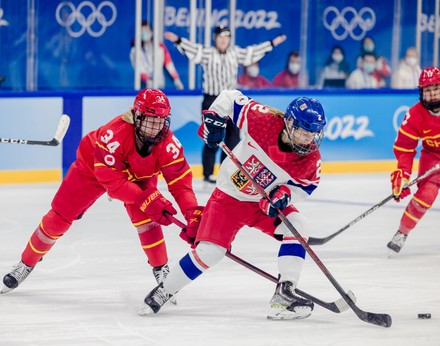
{"left": 247, "top": 65, "right": 259, "bottom": 78}
{"left": 332, "top": 53, "right": 343, "bottom": 63}
{"left": 142, "top": 29, "right": 152, "bottom": 42}
{"left": 406, "top": 57, "right": 417, "bottom": 66}
{"left": 289, "top": 62, "right": 300, "bottom": 74}
{"left": 363, "top": 62, "right": 375, "bottom": 74}
{"left": 363, "top": 43, "right": 375, "bottom": 53}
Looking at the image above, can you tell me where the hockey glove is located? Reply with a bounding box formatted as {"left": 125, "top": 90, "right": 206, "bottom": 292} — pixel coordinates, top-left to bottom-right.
{"left": 180, "top": 206, "right": 204, "bottom": 247}
{"left": 197, "top": 111, "right": 227, "bottom": 148}
{"left": 136, "top": 188, "right": 177, "bottom": 225}
{"left": 259, "top": 185, "right": 291, "bottom": 218}
{"left": 391, "top": 169, "right": 411, "bottom": 202}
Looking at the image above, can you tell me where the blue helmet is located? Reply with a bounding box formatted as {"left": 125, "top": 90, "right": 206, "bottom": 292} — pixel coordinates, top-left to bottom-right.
{"left": 284, "top": 97, "right": 326, "bottom": 155}
{"left": 285, "top": 97, "right": 326, "bottom": 133}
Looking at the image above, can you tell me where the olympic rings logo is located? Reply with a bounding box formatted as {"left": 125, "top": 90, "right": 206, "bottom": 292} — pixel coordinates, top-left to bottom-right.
{"left": 56, "top": 1, "right": 117, "bottom": 38}
{"left": 323, "top": 6, "right": 375, "bottom": 41}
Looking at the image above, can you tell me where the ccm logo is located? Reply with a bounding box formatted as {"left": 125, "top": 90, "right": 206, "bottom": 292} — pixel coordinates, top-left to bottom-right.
{"left": 205, "top": 118, "right": 226, "bottom": 128}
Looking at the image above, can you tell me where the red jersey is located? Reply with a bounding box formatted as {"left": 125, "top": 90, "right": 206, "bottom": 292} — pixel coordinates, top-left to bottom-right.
{"left": 76, "top": 115, "right": 197, "bottom": 214}
{"left": 272, "top": 69, "right": 299, "bottom": 88}
{"left": 237, "top": 74, "right": 271, "bottom": 89}
{"left": 394, "top": 102, "right": 440, "bottom": 177}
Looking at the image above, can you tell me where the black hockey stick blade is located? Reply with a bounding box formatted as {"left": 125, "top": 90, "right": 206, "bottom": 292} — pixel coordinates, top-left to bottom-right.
{"left": 0, "top": 114, "right": 70, "bottom": 146}
{"left": 308, "top": 163, "right": 440, "bottom": 246}
{"left": 351, "top": 302, "right": 392, "bottom": 327}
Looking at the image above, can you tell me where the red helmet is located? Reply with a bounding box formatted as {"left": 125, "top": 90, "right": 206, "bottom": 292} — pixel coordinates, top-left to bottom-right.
{"left": 419, "top": 67, "right": 440, "bottom": 111}
{"left": 133, "top": 89, "right": 171, "bottom": 146}
{"left": 419, "top": 67, "right": 440, "bottom": 88}
{"left": 133, "top": 89, "right": 171, "bottom": 118}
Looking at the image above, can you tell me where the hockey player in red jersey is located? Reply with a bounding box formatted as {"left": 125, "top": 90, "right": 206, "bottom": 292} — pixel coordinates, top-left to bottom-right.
{"left": 388, "top": 66, "right": 440, "bottom": 254}
{"left": 139, "top": 90, "right": 326, "bottom": 320}
{"left": 1, "top": 89, "right": 203, "bottom": 294}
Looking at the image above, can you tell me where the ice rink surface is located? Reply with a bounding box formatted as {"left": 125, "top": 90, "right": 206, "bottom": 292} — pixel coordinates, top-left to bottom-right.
{"left": 0, "top": 173, "right": 439, "bottom": 346}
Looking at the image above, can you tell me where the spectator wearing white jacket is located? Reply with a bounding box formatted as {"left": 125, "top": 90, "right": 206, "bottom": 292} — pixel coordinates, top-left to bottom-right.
{"left": 392, "top": 47, "right": 422, "bottom": 89}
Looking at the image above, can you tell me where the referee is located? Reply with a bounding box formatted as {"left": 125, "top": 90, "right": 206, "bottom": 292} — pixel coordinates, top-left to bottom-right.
{"left": 165, "top": 26, "right": 286, "bottom": 185}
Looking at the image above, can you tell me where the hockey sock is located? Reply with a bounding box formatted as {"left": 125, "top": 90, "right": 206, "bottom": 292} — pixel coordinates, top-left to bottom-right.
{"left": 164, "top": 241, "right": 225, "bottom": 294}
{"left": 22, "top": 224, "right": 59, "bottom": 267}
{"left": 137, "top": 224, "right": 168, "bottom": 267}
{"left": 400, "top": 197, "right": 430, "bottom": 234}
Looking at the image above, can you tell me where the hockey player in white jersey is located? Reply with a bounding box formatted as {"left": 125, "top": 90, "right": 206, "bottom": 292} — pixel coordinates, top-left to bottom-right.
{"left": 139, "top": 90, "right": 327, "bottom": 320}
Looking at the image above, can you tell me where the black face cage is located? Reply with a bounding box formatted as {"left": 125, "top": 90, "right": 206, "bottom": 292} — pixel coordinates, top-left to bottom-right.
{"left": 292, "top": 130, "right": 324, "bottom": 156}
{"left": 419, "top": 86, "right": 440, "bottom": 111}
{"left": 134, "top": 114, "right": 170, "bottom": 146}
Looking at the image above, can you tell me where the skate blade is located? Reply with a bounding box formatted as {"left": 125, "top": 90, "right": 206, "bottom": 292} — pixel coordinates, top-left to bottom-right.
{"left": 137, "top": 303, "right": 155, "bottom": 316}
{"left": 0, "top": 286, "right": 13, "bottom": 295}
{"left": 169, "top": 296, "right": 177, "bottom": 305}
{"left": 267, "top": 304, "right": 312, "bottom": 320}
{"left": 387, "top": 249, "right": 398, "bottom": 258}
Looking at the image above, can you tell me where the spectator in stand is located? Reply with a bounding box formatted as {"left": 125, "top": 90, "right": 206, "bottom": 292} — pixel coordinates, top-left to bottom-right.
{"left": 272, "top": 51, "right": 308, "bottom": 88}
{"left": 319, "top": 45, "right": 350, "bottom": 88}
{"left": 237, "top": 62, "right": 271, "bottom": 89}
{"left": 358, "top": 36, "right": 391, "bottom": 87}
{"left": 130, "top": 20, "right": 184, "bottom": 90}
{"left": 346, "top": 53, "right": 385, "bottom": 89}
{"left": 392, "top": 47, "right": 422, "bottom": 89}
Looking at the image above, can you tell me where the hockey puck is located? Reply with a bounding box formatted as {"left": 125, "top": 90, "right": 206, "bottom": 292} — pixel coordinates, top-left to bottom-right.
{"left": 418, "top": 313, "right": 431, "bottom": 319}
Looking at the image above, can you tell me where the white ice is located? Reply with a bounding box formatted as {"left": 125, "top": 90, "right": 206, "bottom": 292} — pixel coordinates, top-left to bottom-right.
{"left": 0, "top": 173, "right": 439, "bottom": 346}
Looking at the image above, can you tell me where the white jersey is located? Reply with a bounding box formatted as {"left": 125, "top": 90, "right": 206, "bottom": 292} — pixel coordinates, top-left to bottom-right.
{"left": 210, "top": 90, "right": 321, "bottom": 203}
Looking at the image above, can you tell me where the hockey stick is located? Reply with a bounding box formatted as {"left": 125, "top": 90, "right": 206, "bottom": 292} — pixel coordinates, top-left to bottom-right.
{"left": 165, "top": 213, "right": 352, "bottom": 314}
{"left": 0, "top": 114, "right": 70, "bottom": 146}
{"left": 308, "top": 163, "right": 440, "bottom": 245}
{"left": 218, "top": 141, "right": 392, "bottom": 328}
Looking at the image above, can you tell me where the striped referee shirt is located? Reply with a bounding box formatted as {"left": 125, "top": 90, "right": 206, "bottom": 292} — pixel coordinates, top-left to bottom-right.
{"left": 176, "top": 38, "right": 273, "bottom": 96}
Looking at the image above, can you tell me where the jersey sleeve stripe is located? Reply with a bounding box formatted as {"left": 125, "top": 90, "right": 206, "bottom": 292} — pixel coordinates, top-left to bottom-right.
{"left": 167, "top": 168, "right": 192, "bottom": 186}
{"left": 393, "top": 145, "right": 416, "bottom": 153}
{"left": 399, "top": 128, "right": 419, "bottom": 140}
{"left": 162, "top": 157, "right": 185, "bottom": 168}
{"left": 95, "top": 141, "right": 109, "bottom": 151}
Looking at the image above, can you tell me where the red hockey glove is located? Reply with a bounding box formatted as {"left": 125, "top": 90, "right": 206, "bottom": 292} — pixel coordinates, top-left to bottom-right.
{"left": 197, "top": 111, "right": 227, "bottom": 148}
{"left": 180, "top": 206, "right": 204, "bottom": 247}
{"left": 391, "top": 169, "right": 411, "bottom": 202}
{"left": 259, "top": 185, "right": 291, "bottom": 218}
{"left": 136, "top": 188, "right": 177, "bottom": 225}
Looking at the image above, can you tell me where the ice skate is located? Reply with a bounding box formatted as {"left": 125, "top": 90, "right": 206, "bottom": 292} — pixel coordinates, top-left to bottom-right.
{"left": 1, "top": 261, "right": 35, "bottom": 294}
{"left": 267, "top": 281, "right": 314, "bottom": 320}
{"left": 138, "top": 283, "right": 173, "bottom": 315}
{"left": 152, "top": 264, "right": 176, "bottom": 305}
{"left": 387, "top": 230, "right": 407, "bottom": 254}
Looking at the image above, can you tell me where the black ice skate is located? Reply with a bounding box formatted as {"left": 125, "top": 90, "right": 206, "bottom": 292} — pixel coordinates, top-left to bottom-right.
{"left": 152, "top": 263, "right": 177, "bottom": 305}
{"left": 267, "top": 281, "right": 314, "bottom": 320}
{"left": 387, "top": 230, "right": 407, "bottom": 254}
{"left": 1, "top": 261, "right": 35, "bottom": 294}
{"left": 138, "top": 283, "right": 173, "bottom": 316}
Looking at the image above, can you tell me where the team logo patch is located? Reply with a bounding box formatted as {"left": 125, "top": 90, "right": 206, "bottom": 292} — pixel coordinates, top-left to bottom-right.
{"left": 230, "top": 155, "right": 276, "bottom": 195}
